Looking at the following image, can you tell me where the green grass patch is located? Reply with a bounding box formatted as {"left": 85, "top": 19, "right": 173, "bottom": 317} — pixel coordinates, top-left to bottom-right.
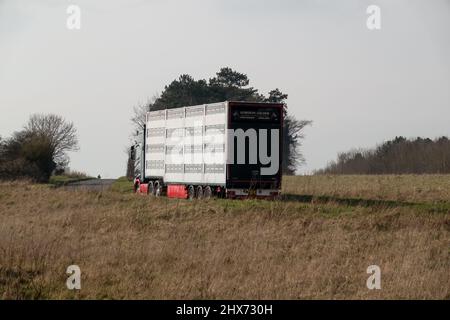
{"left": 49, "top": 174, "right": 93, "bottom": 186}
{"left": 111, "top": 177, "right": 134, "bottom": 193}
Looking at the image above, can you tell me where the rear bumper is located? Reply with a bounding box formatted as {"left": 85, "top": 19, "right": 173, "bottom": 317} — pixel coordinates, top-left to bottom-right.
{"left": 226, "top": 188, "right": 280, "bottom": 199}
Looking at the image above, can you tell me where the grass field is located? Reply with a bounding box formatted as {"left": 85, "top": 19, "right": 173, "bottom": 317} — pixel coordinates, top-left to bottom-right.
{"left": 283, "top": 175, "right": 450, "bottom": 203}
{"left": 0, "top": 175, "right": 449, "bottom": 299}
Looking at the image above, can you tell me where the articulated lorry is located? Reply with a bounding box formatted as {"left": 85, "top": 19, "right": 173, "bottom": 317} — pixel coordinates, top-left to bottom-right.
{"left": 134, "top": 101, "right": 283, "bottom": 199}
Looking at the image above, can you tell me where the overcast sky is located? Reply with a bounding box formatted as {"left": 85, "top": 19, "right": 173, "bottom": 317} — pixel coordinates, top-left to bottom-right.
{"left": 1, "top": 0, "right": 449, "bottom": 178}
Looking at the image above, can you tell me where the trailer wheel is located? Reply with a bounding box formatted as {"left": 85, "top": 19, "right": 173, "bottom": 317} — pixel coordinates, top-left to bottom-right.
{"left": 154, "top": 182, "right": 162, "bottom": 197}
{"left": 196, "top": 186, "right": 203, "bottom": 199}
{"left": 148, "top": 181, "right": 154, "bottom": 195}
{"left": 188, "top": 185, "right": 195, "bottom": 200}
{"left": 203, "top": 186, "right": 212, "bottom": 200}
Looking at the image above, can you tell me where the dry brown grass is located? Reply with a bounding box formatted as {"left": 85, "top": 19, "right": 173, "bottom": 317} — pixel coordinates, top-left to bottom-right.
{"left": 0, "top": 176, "right": 449, "bottom": 299}
{"left": 284, "top": 175, "right": 450, "bottom": 203}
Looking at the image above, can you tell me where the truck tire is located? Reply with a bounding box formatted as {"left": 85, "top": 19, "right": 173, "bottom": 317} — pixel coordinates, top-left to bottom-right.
{"left": 204, "top": 186, "right": 212, "bottom": 200}
{"left": 196, "top": 186, "right": 203, "bottom": 199}
{"left": 188, "top": 185, "right": 195, "bottom": 200}
{"left": 148, "top": 181, "right": 154, "bottom": 195}
{"left": 154, "top": 181, "right": 162, "bottom": 197}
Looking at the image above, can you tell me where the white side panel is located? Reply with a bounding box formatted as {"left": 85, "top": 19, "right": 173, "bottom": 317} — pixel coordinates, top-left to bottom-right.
{"left": 145, "top": 102, "right": 227, "bottom": 185}
{"left": 203, "top": 102, "right": 227, "bottom": 185}
{"left": 147, "top": 110, "right": 166, "bottom": 128}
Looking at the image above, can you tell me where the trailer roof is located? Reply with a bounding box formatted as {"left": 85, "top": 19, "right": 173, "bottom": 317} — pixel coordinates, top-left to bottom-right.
{"left": 148, "top": 101, "right": 284, "bottom": 113}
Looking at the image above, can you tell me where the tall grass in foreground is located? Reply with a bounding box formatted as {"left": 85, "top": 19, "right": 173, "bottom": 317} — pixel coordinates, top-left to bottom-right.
{"left": 0, "top": 176, "right": 449, "bottom": 299}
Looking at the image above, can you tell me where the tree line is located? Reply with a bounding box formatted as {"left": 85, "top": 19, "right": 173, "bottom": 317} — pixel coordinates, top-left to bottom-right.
{"left": 0, "top": 114, "right": 78, "bottom": 182}
{"left": 316, "top": 136, "right": 450, "bottom": 175}
{"left": 129, "top": 67, "right": 312, "bottom": 176}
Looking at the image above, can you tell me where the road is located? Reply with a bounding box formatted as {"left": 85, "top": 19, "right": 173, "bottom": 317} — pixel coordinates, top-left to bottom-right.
{"left": 62, "top": 179, "right": 116, "bottom": 191}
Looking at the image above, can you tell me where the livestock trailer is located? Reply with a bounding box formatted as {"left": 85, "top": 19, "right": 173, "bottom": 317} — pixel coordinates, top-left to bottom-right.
{"left": 134, "top": 101, "right": 283, "bottom": 199}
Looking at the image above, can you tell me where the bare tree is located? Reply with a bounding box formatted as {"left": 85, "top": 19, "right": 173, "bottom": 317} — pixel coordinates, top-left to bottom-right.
{"left": 25, "top": 114, "right": 79, "bottom": 167}
{"left": 131, "top": 95, "right": 159, "bottom": 134}
{"left": 127, "top": 95, "right": 159, "bottom": 178}
{"left": 131, "top": 104, "right": 148, "bottom": 134}
{"left": 283, "top": 116, "right": 312, "bottom": 175}
{"left": 0, "top": 114, "right": 79, "bottom": 182}
{"left": 129, "top": 103, "right": 148, "bottom": 178}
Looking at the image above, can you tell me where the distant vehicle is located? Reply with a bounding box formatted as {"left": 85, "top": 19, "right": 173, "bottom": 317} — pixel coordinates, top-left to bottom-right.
{"left": 133, "top": 101, "right": 283, "bottom": 199}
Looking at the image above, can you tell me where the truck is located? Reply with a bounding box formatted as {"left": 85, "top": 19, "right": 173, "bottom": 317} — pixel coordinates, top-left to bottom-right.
{"left": 133, "top": 101, "right": 284, "bottom": 200}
